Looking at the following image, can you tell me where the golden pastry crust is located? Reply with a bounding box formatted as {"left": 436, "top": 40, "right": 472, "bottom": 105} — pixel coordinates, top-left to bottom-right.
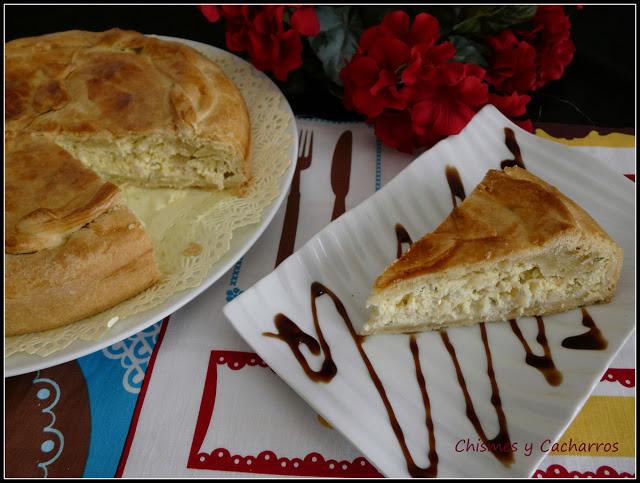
{"left": 5, "top": 137, "right": 160, "bottom": 336}
{"left": 374, "top": 167, "right": 621, "bottom": 290}
{"left": 5, "top": 28, "right": 251, "bottom": 188}
{"left": 365, "top": 167, "right": 623, "bottom": 335}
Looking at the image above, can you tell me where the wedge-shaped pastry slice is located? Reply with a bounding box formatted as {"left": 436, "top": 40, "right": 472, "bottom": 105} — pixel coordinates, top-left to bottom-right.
{"left": 5, "top": 137, "right": 160, "bottom": 336}
{"left": 363, "top": 167, "right": 623, "bottom": 335}
{"left": 5, "top": 28, "right": 250, "bottom": 190}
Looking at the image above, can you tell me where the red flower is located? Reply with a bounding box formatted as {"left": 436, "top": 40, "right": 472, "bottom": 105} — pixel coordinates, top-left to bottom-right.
{"left": 519, "top": 6, "right": 576, "bottom": 90}
{"left": 199, "top": 5, "right": 221, "bottom": 23}
{"left": 290, "top": 6, "right": 321, "bottom": 37}
{"left": 246, "top": 6, "right": 297, "bottom": 80}
{"left": 516, "top": 118, "right": 534, "bottom": 132}
{"left": 340, "top": 11, "right": 507, "bottom": 153}
{"left": 221, "top": 6, "right": 251, "bottom": 52}
{"left": 199, "top": 5, "right": 319, "bottom": 81}
{"left": 341, "top": 11, "right": 455, "bottom": 120}
{"left": 410, "top": 63, "right": 489, "bottom": 149}
{"left": 373, "top": 110, "right": 416, "bottom": 153}
{"left": 340, "top": 54, "right": 410, "bottom": 118}
{"left": 486, "top": 31, "right": 536, "bottom": 94}
{"left": 489, "top": 92, "right": 533, "bottom": 131}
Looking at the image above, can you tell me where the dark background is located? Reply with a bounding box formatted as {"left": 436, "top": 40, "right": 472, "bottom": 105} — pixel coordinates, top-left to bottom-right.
{"left": 5, "top": 4, "right": 636, "bottom": 129}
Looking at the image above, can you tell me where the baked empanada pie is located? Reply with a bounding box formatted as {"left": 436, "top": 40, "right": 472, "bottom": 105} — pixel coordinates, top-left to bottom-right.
{"left": 5, "top": 137, "right": 160, "bottom": 336}
{"left": 364, "top": 167, "right": 623, "bottom": 335}
{"left": 5, "top": 29, "right": 252, "bottom": 336}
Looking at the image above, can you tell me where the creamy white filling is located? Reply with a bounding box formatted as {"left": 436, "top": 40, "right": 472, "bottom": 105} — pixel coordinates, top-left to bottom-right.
{"left": 54, "top": 133, "right": 243, "bottom": 189}
{"left": 368, "top": 250, "right": 614, "bottom": 331}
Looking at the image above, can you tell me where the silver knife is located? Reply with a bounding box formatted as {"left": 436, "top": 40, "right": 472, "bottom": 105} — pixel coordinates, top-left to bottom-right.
{"left": 330, "top": 130, "right": 353, "bottom": 221}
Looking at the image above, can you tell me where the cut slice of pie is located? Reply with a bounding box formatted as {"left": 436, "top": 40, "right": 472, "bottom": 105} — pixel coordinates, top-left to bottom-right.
{"left": 5, "top": 136, "right": 160, "bottom": 336}
{"left": 363, "top": 167, "right": 623, "bottom": 335}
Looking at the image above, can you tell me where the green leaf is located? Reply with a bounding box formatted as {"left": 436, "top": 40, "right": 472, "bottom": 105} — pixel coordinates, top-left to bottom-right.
{"left": 452, "top": 6, "right": 537, "bottom": 37}
{"left": 308, "top": 6, "right": 363, "bottom": 85}
{"left": 449, "top": 35, "right": 489, "bottom": 67}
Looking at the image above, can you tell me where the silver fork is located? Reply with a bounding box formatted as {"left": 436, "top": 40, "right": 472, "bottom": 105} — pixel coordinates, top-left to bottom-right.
{"left": 275, "top": 130, "right": 314, "bottom": 267}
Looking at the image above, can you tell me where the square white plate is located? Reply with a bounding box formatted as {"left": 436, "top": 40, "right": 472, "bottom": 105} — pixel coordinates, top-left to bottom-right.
{"left": 224, "top": 106, "right": 635, "bottom": 477}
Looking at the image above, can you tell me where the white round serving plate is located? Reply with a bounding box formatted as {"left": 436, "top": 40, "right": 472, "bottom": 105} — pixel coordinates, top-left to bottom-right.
{"left": 5, "top": 37, "right": 298, "bottom": 378}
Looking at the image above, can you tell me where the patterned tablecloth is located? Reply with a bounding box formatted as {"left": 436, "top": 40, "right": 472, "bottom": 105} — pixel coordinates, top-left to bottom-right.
{"left": 5, "top": 119, "right": 635, "bottom": 478}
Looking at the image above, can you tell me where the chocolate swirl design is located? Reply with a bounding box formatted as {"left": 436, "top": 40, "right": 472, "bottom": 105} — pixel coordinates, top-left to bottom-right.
{"left": 265, "top": 281, "right": 438, "bottom": 477}
{"left": 263, "top": 283, "right": 337, "bottom": 383}
{"left": 561, "top": 308, "right": 608, "bottom": 350}
{"left": 510, "top": 318, "right": 563, "bottom": 386}
{"left": 395, "top": 223, "right": 413, "bottom": 258}
{"left": 500, "top": 128, "right": 526, "bottom": 170}
{"left": 440, "top": 327, "right": 514, "bottom": 465}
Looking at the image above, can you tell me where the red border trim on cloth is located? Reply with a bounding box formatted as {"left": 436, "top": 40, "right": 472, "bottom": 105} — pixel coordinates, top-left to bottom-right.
{"left": 191, "top": 448, "right": 382, "bottom": 477}
{"left": 601, "top": 368, "right": 635, "bottom": 387}
{"left": 533, "top": 464, "right": 634, "bottom": 478}
{"left": 115, "top": 316, "right": 170, "bottom": 478}
{"left": 187, "top": 350, "right": 382, "bottom": 477}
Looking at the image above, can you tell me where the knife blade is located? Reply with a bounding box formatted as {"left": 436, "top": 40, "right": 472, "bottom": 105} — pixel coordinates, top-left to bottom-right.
{"left": 330, "top": 130, "right": 353, "bottom": 221}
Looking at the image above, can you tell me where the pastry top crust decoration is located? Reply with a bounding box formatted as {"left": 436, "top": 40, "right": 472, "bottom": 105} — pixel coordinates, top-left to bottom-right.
{"left": 5, "top": 28, "right": 250, "bottom": 161}
{"left": 5, "top": 137, "right": 122, "bottom": 254}
{"left": 374, "top": 167, "right": 615, "bottom": 290}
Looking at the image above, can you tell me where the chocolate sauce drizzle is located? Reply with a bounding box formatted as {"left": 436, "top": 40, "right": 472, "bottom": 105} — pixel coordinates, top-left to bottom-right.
{"left": 509, "top": 318, "right": 563, "bottom": 386}
{"left": 408, "top": 334, "right": 439, "bottom": 476}
{"left": 445, "top": 165, "right": 466, "bottom": 208}
{"left": 561, "top": 308, "right": 608, "bottom": 350}
{"left": 265, "top": 282, "right": 438, "bottom": 477}
{"left": 395, "top": 223, "right": 413, "bottom": 258}
{"left": 440, "top": 327, "right": 514, "bottom": 466}
{"left": 263, "top": 283, "right": 337, "bottom": 383}
{"left": 500, "top": 128, "right": 526, "bottom": 170}
{"left": 354, "top": 330, "right": 438, "bottom": 477}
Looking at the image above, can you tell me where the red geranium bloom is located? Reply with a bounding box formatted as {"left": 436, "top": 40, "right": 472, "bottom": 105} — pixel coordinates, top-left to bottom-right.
{"left": 199, "top": 5, "right": 221, "bottom": 23}
{"left": 410, "top": 63, "right": 489, "bottom": 149}
{"left": 246, "top": 6, "right": 296, "bottom": 79}
{"left": 489, "top": 92, "right": 533, "bottom": 132}
{"left": 290, "top": 6, "right": 321, "bottom": 37}
{"left": 199, "top": 5, "right": 319, "bottom": 81}
{"left": 373, "top": 110, "right": 416, "bottom": 153}
{"left": 341, "top": 54, "right": 409, "bottom": 118}
{"left": 341, "top": 11, "right": 455, "bottom": 120}
{"left": 220, "top": 6, "right": 251, "bottom": 52}
{"left": 515, "top": 118, "right": 534, "bottom": 132}
{"left": 519, "top": 6, "right": 576, "bottom": 90}
{"left": 486, "top": 30, "right": 536, "bottom": 94}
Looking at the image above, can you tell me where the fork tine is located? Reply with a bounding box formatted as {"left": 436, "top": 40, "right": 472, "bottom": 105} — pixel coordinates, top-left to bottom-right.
{"left": 298, "top": 130, "right": 304, "bottom": 158}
